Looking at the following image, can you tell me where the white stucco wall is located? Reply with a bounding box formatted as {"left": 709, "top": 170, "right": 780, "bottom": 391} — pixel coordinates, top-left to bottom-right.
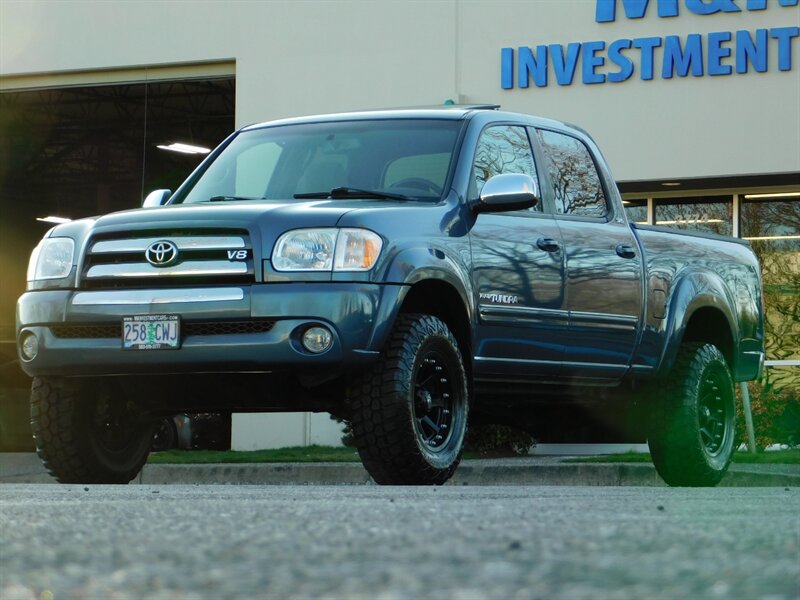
{"left": 3, "top": 0, "right": 798, "bottom": 182}
{"left": 457, "top": 1, "right": 800, "bottom": 182}
{"left": 231, "top": 413, "right": 346, "bottom": 450}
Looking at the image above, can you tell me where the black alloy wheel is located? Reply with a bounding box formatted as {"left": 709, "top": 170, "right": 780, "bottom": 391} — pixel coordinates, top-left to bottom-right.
{"left": 151, "top": 417, "right": 178, "bottom": 452}
{"left": 697, "top": 366, "right": 731, "bottom": 457}
{"left": 413, "top": 351, "right": 460, "bottom": 451}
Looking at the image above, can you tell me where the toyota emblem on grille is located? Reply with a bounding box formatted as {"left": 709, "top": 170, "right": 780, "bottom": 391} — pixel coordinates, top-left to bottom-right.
{"left": 145, "top": 240, "right": 179, "bottom": 267}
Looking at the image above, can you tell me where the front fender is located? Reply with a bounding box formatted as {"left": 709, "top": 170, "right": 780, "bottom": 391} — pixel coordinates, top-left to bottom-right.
{"left": 364, "top": 246, "right": 474, "bottom": 351}
{"left": 655, "top": 270, "right": 738, "bottom": 377}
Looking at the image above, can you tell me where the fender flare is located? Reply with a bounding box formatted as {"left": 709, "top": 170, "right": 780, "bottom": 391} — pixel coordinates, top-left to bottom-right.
{"left": 655, "top": 269, "right": 739, "bottom": 378}
{"left": 365, "top": 246, "right": 474, "bottom": 352}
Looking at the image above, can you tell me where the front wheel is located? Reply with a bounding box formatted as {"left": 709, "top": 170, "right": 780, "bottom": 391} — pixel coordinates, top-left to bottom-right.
{"left": 31, "top": 377, "right": 156, "bottom": 484}
{"left": 648, "top": 343, "right": 736, "bottom": 487}
{"left": 348, "top": 314, "right": 469, "bottom": 485}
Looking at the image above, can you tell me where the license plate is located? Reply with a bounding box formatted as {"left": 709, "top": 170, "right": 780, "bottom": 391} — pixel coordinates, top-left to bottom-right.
{"left": 122, "top": 315, "right": 180, "bottom": 350}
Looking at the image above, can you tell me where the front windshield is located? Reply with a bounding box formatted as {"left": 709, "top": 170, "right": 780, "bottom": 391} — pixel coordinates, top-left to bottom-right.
{"left": 177, "top": 118, "right": 463, "bottom": 204}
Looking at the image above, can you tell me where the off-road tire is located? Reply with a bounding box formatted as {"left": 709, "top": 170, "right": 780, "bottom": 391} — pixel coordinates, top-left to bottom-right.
{"left": 30, "top": 377, "right": 156, "bottom": 484}
{"left": 648, "top": 343, "right": 735, "bottom": 487}
{"left": 348, "top": 314, "right": 469, "bottom": 485}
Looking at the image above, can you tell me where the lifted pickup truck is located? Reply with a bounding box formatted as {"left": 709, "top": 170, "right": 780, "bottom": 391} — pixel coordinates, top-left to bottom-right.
{"left": 17, "top": 106, "right": 764, "bottom": 486}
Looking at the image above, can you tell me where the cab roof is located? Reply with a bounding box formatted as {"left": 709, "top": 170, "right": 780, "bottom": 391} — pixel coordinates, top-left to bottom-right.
{"left": 240, "top": 105, "right": 501, "bottom": 131}
{"left": 239, "top": 105, "right": 582, "bottom": 144}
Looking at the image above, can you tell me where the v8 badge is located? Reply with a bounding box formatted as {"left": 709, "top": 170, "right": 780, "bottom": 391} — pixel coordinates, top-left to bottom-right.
{"left": 227, "top": 249, "right": 249, "bottom": 260}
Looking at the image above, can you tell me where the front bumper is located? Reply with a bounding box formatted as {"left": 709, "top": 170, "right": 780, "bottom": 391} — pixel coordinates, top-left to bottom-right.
{"left": 16, "top": 283, "right": 408, "bottom": 377}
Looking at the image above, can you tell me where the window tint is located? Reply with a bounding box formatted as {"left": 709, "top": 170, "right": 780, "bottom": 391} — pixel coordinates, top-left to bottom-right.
{"left": 235, "top": 141, "right": 282, "bottom": 198}
{"left": 471, "top": 125, "right": 539, "bottom": 210}
{"left": 384, "top": 152, "right": 451, "bottom": 189}
{"left": 535, "top": 129, "right": 607, "bottom": 218}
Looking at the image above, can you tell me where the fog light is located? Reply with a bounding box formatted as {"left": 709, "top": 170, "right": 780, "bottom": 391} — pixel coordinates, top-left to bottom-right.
{"left": 302, "top": 326, "right": 333, "bottom": 354}
{"left": 20, "top": 332, "right": 39, "bottom": 361}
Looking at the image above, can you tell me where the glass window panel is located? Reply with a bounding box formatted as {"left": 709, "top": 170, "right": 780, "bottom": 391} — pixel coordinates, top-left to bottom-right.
{"left": 181, "top": 119, "right": 461, "bottom": 203}
{"left": 740, "top": 198, "right": 800, "bottom": 363}
{"left": 535, "top": 129, "right": 608, "bottom": 218}
{"left": 624, "top": 199, "right": 648, "bottom": 224}
{"left": 655, "top": 196, "right": 732, "bottom": 236}
{"left": 235, "top": 141, "right": 282, "bottom": 197}
{"left": 470, "top": 125, "right": 539, "bottom": 211}
{"left": 385, "top": 152, "right": 451, "bottom": 188}
{"left": 741, "top": 198, "right": 800, "bottom": 244}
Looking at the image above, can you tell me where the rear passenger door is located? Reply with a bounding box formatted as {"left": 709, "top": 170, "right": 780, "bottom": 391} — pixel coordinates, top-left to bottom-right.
{"left": 531, "top": 127, "right": 643, "bottom": 380}
{"left": 469, "top": 124, "right": 569, "bottom": 379}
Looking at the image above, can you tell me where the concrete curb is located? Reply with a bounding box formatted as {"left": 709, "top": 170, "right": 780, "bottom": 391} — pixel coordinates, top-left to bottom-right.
{"left": 3, "top": 453, "right": 799, "bottom": 486}
{"left": 142, "top": 462, "right": 800, "bottom": 487}
{"left": 139, "top": 463, "right": 373, "bottom": 485}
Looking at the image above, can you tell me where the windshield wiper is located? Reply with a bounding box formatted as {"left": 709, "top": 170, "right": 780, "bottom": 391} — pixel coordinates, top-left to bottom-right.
{"left": 206, "top": 195, "right": 266, "bottom": 202}
{"left": 293, "top": 187, "right": 413, "bottom": 201}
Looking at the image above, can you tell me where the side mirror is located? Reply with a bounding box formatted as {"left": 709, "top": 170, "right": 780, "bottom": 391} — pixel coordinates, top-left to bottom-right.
{"left": 475, "top": 173, "right": 540, "bottom": 213}
{"left": 142, "top": 189, "right": 172, "bottom": 208}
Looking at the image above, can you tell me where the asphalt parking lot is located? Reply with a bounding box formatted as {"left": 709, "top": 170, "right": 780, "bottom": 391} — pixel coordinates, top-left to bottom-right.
{"left": 1, "top": 484, "right": 798, "bottom": 599}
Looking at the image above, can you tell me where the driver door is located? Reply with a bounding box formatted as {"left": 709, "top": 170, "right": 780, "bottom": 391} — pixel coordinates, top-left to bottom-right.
{"left": 469, "top": 125, "right": 569, "bottom": 380}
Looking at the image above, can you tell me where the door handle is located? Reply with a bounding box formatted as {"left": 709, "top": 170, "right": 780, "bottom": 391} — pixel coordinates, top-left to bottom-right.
{"left": 536, "top": 238, "right": 560, "bottom": 252}
{"left": 616, "top": 244, "right": 637, "bottom": 259}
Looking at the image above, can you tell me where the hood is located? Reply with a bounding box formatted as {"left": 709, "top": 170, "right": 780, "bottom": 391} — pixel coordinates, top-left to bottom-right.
{"left": 93, "top": 199, "right": 360, "bottom": 232}
{"left": 48, "top": 199, "right": 412, "bottom": 266}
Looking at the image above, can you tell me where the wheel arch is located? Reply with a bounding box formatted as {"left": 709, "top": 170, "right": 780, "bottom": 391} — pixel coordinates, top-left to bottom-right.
{"left": 398, "top": 278, "right": 473, "bottom": 365}
{"left": 656, "top": 271, "right": 739, "bottom": 378}
{"left": 374, "top": 246, "right": 474, "bottom": 360}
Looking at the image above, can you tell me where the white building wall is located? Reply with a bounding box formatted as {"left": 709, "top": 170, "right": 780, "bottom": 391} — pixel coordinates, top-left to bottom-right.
{"left": 231, "top": 413, "right": 345, "bottom": 451}
{"left": 3, "top": 1, "right": 798, "bottom": 182}
{"left": 457, "top": 1, "right": 800, "bottom": 182}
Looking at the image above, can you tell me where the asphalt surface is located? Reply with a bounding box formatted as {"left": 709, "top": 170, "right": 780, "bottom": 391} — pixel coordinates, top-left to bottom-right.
{"left": 1, "top": 485, "right": 798, "bottom": 600}
{"left": 2, "top": 452, "right": 799, "bottom": 487}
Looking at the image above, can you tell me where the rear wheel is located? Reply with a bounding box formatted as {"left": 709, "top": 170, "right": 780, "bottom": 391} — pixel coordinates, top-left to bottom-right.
{"left": 31, "top": 377, "right": 156, "bottom": 484}
{"left": 348, "top": 314, "right": 468, "bottom": 485}
{"left": 151, "top": 417, "right": 178, "bottom": 452}
{"left": 648, "top": 343, "right": 735, "bottom": 487}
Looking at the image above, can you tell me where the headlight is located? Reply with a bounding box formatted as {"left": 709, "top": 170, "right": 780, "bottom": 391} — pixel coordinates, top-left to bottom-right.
{"left": 27, "top": 238, "right": 75, "bottom": 281}
{"left": 272, "top": 229, "right": 337, "bottom": 271}
{"left": 272, "top": 228, "right": 383, "bottom": 272}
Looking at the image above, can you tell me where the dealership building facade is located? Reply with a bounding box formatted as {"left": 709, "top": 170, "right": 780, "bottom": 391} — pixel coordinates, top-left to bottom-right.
{"left": 1, "top": 0, "right": 797, "bottom": 449}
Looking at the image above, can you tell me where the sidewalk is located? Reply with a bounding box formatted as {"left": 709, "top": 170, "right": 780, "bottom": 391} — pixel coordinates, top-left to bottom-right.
{"left": 2, "top": 453, "right": 798, "bottom": 486}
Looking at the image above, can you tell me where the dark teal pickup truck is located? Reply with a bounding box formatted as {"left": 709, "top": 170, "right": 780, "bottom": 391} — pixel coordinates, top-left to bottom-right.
{"left": 16, "top": 106, "right": 764, "bottom": 486}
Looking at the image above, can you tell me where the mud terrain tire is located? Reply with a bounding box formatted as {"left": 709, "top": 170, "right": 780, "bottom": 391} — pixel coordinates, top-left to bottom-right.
{"left": 648, "top": 343, "right": 735, "bottom": 487}
{"left": 349, "top": 314, "right": 469, "bottom": 485}
{"left": 31, "top": 377, "right": 155, "bottom": 484}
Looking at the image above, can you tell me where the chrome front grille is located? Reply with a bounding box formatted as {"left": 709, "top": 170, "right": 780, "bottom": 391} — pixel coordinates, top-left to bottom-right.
{"left": 85, "top": 261, "right": 249, "bottom": 279}
{"left": 81, "top": 230, "right": 254, "bottom": 288}
{"left": 90, "top": 236, "right": 246, "bottom": 254}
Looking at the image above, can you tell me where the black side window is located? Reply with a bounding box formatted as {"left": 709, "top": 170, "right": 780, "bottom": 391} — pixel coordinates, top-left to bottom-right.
{"left": 535, "top": 129, "right": 608, "bottom": 218}
{"left": 471, "top": 125, "right": 540, "bottom": 211}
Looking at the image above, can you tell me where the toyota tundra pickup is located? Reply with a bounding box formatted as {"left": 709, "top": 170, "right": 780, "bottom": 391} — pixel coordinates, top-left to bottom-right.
{"left": 16, "top": 106, "right": 765, "bottom": 486}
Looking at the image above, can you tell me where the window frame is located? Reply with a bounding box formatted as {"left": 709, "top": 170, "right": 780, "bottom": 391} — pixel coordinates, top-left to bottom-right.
{"left": 467, "top": 121, "right": 549, "bottom": 217}
{"left": 529, "top": 126, "right": 615, "bottom": 224}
